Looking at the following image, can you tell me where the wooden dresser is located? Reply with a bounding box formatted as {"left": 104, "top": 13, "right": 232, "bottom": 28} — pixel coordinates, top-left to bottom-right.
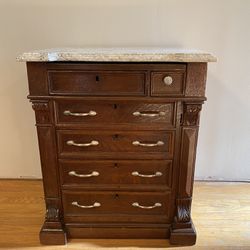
{"left": 18, "top": 48, "right": 216, "bottom": 246}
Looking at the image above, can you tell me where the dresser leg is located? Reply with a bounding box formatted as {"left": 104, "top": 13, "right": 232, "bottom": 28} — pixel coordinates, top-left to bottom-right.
{"left": 39, "top": 207, "right": 67, "bottom": 245}
{"left": 169, "top": 219, "right": 196, "bottom": 245}
{"left": 40, "top": 221, "right": 67, "bottom": 245}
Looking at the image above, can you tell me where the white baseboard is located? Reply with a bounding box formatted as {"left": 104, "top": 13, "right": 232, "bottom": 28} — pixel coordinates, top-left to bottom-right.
{"left": 195, "top": 177, "right": 250, "bottom": 182}
{"left": 0, "top": 175, "right": 42, "bottom": 179}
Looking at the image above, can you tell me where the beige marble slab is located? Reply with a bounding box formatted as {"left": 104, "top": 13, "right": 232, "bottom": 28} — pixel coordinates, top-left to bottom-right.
{"left": 17, "top": 48, "right": 217, "bottom": 62}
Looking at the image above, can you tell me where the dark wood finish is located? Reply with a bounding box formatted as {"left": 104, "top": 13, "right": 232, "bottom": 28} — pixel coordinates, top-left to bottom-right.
{"left": 59, "top": 159, "right": 172, "bottom": 189}
{"left": 185, "top": 63, "right": 207, "bottom": 97}
{"left": 169, "top": 102, "right": 202, "bottom": 245}
{"left": 64, "top": 214, "right": 169, "bottom": 224}
{"left": 25, "top": 61, "right": 209, "bottom": 246}
{"left": 35, "top": 115, "right": 66, "bottom": 244}
{"left": 48, "top": 70, "right": 146, "bottom": 96}
{"left": 55, "top": 100, "right": 175, "bottom": 127}
{"left": 26, "top": 62, "right": 48, "bottom": 96}
{"left": 62, "top": 191, "right": 171, "bottom": 217}
{"left": 66, "top": 224, "right": 170, "bottom": 239}
{"left": 57, "top": 130, "right": 174, "bottom": 159}
{"left": 151, "top": 71, "right": 185, "bottom": 96}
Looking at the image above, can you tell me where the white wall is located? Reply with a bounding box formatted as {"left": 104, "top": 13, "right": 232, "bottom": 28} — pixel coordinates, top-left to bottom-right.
{"left": 0, "top": 0, "right": 249, "bottom": 180}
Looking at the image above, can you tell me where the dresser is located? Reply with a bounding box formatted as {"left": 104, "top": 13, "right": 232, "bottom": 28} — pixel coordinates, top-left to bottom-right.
{"left": 17, "top": 48, "right": 216, "bottom": 246}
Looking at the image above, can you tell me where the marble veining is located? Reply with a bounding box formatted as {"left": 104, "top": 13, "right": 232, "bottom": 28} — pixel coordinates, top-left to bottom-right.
{"left": 17, "top": 47, "right": 217, "bottom": 62}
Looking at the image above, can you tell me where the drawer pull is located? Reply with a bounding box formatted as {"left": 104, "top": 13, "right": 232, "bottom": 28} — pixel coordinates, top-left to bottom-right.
{"left": 132, "top": 171, "right": 162, "bottom": 178}
{"left": 68, "top": 171, "right": 99, "bottom": 178}
{"left": 133, "top": 111, "right": 166, "bottom": 117}
{"left": 67, "top": 140, "right": 99, "bottom": 147}
{"left": 71, "top": 201, "right": 101, "bottom": 209}
{"left": 132, "top": 141, "right": 164, "bottom": 147}
{"left": 132, "top": 202, "right": 162, "bottom": 209}
{"left": 63, "top": 110, "right": 97, "bottom": 117}
{"left": 163, "top": 76, "right": 173, "bottom": 86}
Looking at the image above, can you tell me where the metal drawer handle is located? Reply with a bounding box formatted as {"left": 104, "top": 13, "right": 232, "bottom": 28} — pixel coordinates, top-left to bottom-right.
{"left": 63, "top": 110, "right": 97, "bottom": 117}
{"left": 68, "top": 171, "right": 99, "bottom": 178}
{"left": 132, "top": 202, "right": 162, "bottom": 209}
{"left": 132, "top": 171, "right": 162, "bottom": 178}
{"left": 132, "top": 141, "right": 164, "bottom": 147}
{"left": 133, "top": 111, "right": 166, "bottom": 117}
{"left": 71, "top": 201, "right": 101, "bottom": 209}
{"left": 67, "top": 140, "right": 99, "bottom": 147}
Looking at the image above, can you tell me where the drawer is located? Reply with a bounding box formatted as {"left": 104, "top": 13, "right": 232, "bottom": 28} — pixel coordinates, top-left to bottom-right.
{"left": 55, "top": 100, "right": 175, "bottom": 127}
{"left": 62, "top": 191, "right": 171, "bottom": 219}
{"left": 59, "top": 159, "right": 172, "bottom": 189}
{"left": 57, "top": 130, "right": 174, "bottom": 159}
{"left": 151, "top": 71, "right": 185, "bottom": 96}
{"left": 48, "top": 70, "right": 146, "bottom": 96}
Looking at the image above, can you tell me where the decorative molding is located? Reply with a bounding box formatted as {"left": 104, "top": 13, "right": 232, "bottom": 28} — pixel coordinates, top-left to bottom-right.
{"left": 183, "top": 104, "right": 202, "bottom": 126}
{"left": 45, "top": 207, "right": 59, "bottom": 222}
{"left": 32, "top": 101, "right": 49, "bottom": 111}
{"left": 31, "top": 100, "right": 51, "bottom": 124}
{"left": 176, "top": 198, "right": 191, "bottom": 223}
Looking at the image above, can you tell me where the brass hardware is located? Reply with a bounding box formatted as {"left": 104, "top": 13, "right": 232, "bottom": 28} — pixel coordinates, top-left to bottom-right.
{"left": 132, "top": 141, "right": 164, "bottom": 147}
{"left": 132, "top": 202, "right": 162, "bottom": 209}
{"left": 66, "top": 140, "right": 99, "bottom": 147}
{"left": 68, "top": 171, "right": 99, "bottom": 178}
{"left": 132, "top": 171, "right": 162, "bottom": 178}
{"left": 133, "top": 111, "right": 166, "bottom": 117}
{"left": 71, "top": 201, "right": 101, "bottom": 209}
{"left": 63, "top": 110, "right": 97, "bottom": 117}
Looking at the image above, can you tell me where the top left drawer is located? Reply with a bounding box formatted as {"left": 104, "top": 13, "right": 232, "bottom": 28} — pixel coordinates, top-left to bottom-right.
{"left": 48, "top": 71, "right": 146, "bottom": 96}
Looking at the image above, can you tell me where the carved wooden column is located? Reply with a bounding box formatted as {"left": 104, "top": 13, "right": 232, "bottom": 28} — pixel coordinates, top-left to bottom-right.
{"left": 31, "top": 100, "right": 66, "bottom": 244}
{"left": 170, "top": 102, "right": 202, "bottom": 244}
{"left": 170, "top": 62, "right": 207, "bottom": 245}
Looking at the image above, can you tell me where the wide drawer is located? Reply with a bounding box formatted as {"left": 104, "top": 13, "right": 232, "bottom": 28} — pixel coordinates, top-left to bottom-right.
{"left": 57, "top": 130, "right": 174, "bottom": 159}
{"left": 59, "top": 159, "right": 172, "bottom": 189}
{"left": 62, "top": 191, "right": 170, "bottom": 218}
{"left": 55, "top": 100, "right": 175, "bottom": 127}
{"left": 48, "top": 70, "right": 146, "bottom": 96}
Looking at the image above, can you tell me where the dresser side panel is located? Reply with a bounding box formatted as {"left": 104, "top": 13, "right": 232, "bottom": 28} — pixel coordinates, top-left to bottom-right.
{"left": 26, "top": 62, "right": 48, "bottom": 96}
{"left": 185, "top": 63, "right": 207, "bottom": 97}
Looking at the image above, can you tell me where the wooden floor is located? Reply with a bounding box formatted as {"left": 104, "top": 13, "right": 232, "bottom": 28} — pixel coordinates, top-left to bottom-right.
{"left": 0, "top": 180, "right": 249, "bottom": 249}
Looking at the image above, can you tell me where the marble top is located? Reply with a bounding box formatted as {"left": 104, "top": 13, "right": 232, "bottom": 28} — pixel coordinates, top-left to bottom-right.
{"left": 17, "top": 48, "right": 217, "bottom": 63}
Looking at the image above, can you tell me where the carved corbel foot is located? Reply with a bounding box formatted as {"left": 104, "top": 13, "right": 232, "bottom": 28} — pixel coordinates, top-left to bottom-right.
{"left": 170, "top": 220, "right": 196, "bottom": 245}
{"left": 170, "top": 198, "right": 196, "bottom": 245}
{"left": 39, "top": 207, "right": 67, "bottom": 245}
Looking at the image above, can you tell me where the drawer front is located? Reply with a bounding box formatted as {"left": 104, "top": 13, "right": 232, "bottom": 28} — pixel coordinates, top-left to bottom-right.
{"left": 59, "top": 159, "right": 172, "bottom": 188}
{"left": 57, "top": 130, "right": 174, "bottom": 159}
{"left": 62, "top": 191, "right": 170, "bottom": 218}
{"left": 151, "top": 71, "right": 185, "bottom": 96}
{"left": 48, "top": 71, "right": 146, "bottom": 96}
{"left": 55, "top": 100, "right": 175, "bottom": 126}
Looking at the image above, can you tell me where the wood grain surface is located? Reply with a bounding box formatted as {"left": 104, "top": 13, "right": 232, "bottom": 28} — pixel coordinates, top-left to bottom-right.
{"left": 0, "top": 180, "right": 249, "bottom": 249}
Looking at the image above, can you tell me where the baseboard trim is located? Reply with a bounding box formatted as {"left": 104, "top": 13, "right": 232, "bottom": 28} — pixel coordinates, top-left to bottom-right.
{"left": 0, "top": 177, "right": 42, "bottom": 180}
{"left": 195, "top": 179, "right": 250, "bottom": 183}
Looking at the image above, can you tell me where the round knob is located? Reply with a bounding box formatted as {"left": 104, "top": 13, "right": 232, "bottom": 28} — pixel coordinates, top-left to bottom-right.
{"left": 163, "top": 76, "right": 173, "bottom": 86}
